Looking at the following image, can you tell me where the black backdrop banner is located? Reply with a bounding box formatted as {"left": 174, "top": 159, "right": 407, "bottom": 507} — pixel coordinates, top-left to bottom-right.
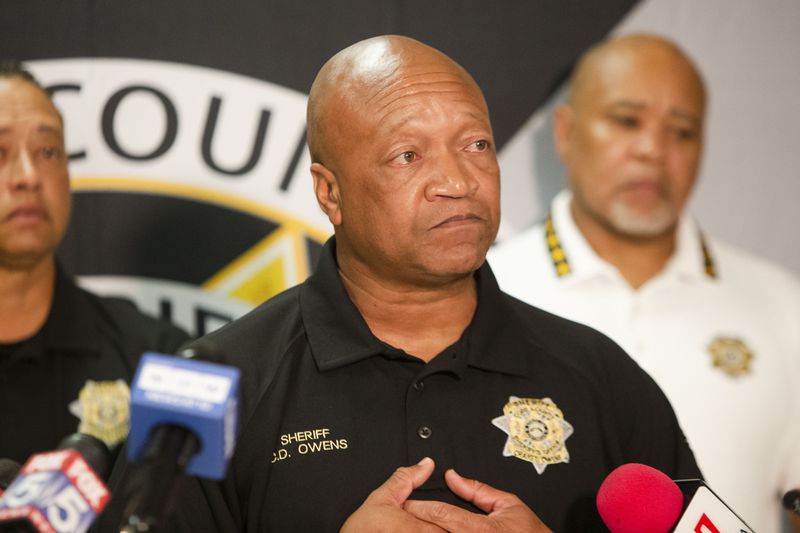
{"left": 2, "top": 1, "right": 637, "bottom": 149}
{"left": 1, "top": 1, "right": 639, "bottom": 335}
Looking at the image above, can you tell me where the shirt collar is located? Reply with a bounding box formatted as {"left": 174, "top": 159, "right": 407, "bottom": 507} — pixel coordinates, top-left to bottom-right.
{"left": 661, "top": 216, "right": 717, "bottom": 281}
{"left": 300, "top": 238, "right": 386, "bottom": 371}
{"left": 549, "top": 190, "right": 618, "bottom": 284}
{"left": 548, "top": 190, "right": 716, "bottom": 284}
{"left": 301, "top": 237, "right": 535, "bottom": 378}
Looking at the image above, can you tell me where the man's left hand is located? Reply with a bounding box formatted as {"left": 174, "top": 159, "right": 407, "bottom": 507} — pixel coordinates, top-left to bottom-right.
{"left": 404, "top": 468, "right": 553, "bottom": 532}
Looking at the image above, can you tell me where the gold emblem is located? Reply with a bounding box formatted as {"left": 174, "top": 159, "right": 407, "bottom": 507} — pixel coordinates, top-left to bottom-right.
{"left": 708, "top": 337, "right": 754, "bottom": 377}
{"left": 69, "top": 380, "right": 131, "bottom": 448}
{"left": 492, "top": 396, "right": 573, "bottom": 474}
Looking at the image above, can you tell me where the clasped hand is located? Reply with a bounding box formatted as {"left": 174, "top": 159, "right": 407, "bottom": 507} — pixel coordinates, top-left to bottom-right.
{"left": 340, "top": 457, "right": 552, "bottom": 532}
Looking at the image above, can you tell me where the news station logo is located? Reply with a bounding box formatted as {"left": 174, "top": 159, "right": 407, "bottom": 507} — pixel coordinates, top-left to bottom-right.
{"left": 30, "top": 58, "right": 330, "bottom": 336}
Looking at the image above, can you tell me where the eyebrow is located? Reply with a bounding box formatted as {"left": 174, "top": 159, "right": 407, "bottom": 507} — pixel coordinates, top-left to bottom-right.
{"left": 0, "top": 123, "right": 63, "bottom": 136}
{"left": 608, "top": 100, "right": 701, "bottom": 127}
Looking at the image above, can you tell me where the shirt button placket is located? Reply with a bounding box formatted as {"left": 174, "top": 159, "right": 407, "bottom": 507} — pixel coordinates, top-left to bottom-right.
{"left": 412, "top": 380, "right": 430, "bottom": 440}
{"left": 407, "top": 375, "right": 435, "bottom": 463}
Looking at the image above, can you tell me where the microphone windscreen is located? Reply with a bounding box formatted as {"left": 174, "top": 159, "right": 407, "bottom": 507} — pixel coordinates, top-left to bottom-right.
{"left": 784, "top": 489, "right": 800, "bottom": 513}
{"left": 0, "top": 459, "right": 20, "bottom": 490}
{"left": 58, "top": 433, "right": 112, "bottom": 479}
{"left": 596, "top": 463, "right": 684, "bottom": 533}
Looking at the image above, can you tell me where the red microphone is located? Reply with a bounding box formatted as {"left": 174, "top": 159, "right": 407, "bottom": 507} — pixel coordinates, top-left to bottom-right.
{"left": 596, "top": 463, "right": 754, "bottom": 533}
{"left": 596, "top": 463, "right": 683, "bottom": 533}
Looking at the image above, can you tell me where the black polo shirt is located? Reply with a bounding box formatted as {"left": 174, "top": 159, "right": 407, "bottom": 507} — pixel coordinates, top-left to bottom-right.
{"left": 0, "top": 263, "right": 190, "bottom": 465}
{"left": 98, "top": 238, "right": 700, "bottom": 532}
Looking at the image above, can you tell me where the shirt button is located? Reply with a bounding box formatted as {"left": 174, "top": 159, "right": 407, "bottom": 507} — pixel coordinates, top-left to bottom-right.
{"left": 413, "top": 380, "right": 424, "bottom": 392}
{"left": 417, "top": 426, "right": 432, "bottom": 439}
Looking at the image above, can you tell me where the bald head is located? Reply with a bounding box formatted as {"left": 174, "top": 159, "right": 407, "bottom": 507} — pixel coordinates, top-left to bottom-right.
{"left": 567, "top": 34, "right": 706, "bottom": 113}
{"left": 306, "top": 35, "right": 484, "bottom": 166}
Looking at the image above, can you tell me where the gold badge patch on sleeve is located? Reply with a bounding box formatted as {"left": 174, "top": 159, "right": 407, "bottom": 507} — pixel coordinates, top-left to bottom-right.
{"left": 708, "top": 336, "right": 754, "bottom": 377}
{"left": 69, "top": 380, "right": 131, "bottom": 448}
{"left": 492, "top": 396, "right": 573, "bottom": 474}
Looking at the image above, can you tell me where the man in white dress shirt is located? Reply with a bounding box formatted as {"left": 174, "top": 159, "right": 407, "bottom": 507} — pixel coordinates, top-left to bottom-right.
{"left": 489, "top": 34, "right": 800, "bottom": 532}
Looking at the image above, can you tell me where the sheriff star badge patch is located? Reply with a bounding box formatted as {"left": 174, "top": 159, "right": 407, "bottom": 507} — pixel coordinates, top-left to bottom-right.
{"left": 492, "top": 396, "right": 573, "bottom": 474}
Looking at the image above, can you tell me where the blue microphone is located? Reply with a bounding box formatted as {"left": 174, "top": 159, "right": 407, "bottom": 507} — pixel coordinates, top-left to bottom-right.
{"left": 127, "top": 350, "right": 240, "bottom": 479}
{"left": 120, "top": 345, "right": 240, "bottom": 532}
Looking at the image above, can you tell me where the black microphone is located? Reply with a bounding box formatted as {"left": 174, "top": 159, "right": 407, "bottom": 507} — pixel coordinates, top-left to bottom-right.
{"left": 0, "top": 459, "right": 21, "bottom": 496}
{"left": 0, "top": 434, "right": 111, "bottom": 533}
{"left": 119, "top": 342, "right": 240, "bottom": 532}
{"left": 55, "top": 434, "right": 110, "bottom": 480}
{"left": 784, "top": 489, "right": 800, "bottom": 516}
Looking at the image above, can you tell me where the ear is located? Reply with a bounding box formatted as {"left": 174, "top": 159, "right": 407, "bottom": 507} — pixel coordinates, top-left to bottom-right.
{"left": 552, "top": 104, "right": 574, "bottom": 163}
{"left": 311, "top": 162, "right": 342, "bottom": 226}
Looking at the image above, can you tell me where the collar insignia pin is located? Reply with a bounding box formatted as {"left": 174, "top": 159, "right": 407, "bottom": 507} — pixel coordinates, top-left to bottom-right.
{"left": 492, "top": 396, "right": 573, "bottom": 474}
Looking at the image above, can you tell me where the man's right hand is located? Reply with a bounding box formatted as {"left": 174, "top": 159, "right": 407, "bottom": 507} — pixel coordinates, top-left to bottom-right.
{"left": 340, "top": 457, "right": 447, "bottom": 533}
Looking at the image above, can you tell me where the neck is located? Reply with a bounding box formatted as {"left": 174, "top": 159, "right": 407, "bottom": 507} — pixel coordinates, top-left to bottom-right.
{"left": 0, "top": 257, "right": 56, "bottom": 343}
{"left": 337, "top": 253, "right": 477, "bottom": 363}
{"left": 570, "top": 202, "right": 676, "bottom": 289}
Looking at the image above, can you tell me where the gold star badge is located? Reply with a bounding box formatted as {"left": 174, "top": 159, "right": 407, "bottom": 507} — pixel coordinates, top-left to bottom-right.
{"left": 492, "top": 396, "right": 573, "bottom": 474}
{"left": 708, "top": 337, "right": 754, "bottom": 377}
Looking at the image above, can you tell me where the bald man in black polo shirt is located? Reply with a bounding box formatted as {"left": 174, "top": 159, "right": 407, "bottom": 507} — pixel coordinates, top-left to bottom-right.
{"left": 97, "top": 36, "right": 700, "bottom": 532}
{"left": 0, "top": 62, "right": 189, "bottom": 466}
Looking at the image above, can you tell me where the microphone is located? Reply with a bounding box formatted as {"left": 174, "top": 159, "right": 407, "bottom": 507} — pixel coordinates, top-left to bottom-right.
{"left": 120, "top": 345, "right": 240, "bottom": 532}
{"left": 596, "top": 463, "right": 754, "bottom": 533}
{"left": 784, "top": 489, "right": 800, "bottom": 516}
{"left": 0, "top": 434, "right": 110, "bottom": 533}
{"left": 0, "top": 460, "right": 21, "bottom": 498}
{"left": 596, "top": 463, "right": 683, "bottom": 533}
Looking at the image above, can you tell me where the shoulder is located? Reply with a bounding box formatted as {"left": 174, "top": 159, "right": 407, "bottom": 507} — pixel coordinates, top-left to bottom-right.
{"left": 711, "top": 238, "right": 800, "bottom": 310}
{"left": 199, "top": 284, "right": 304, "bottom": 364}
{"left": 67, "top": 281, "right": 190, "bottom": 355}
{"left": 185, "top": 284, "right": 307, "bottom": 419}
{"left": 500, "top": 291, "right": 644, "bottom": 383}
{"left": 713, "top": 238, "right": 800, "bottom": 285}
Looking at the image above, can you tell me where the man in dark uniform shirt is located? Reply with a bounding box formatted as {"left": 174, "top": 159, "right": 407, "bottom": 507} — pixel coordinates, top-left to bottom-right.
{"left": 0, "top": 62, "right": 189, "bottom": 466}
{"left": 98, "top": 36, "right": 700, "bottom": 531}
